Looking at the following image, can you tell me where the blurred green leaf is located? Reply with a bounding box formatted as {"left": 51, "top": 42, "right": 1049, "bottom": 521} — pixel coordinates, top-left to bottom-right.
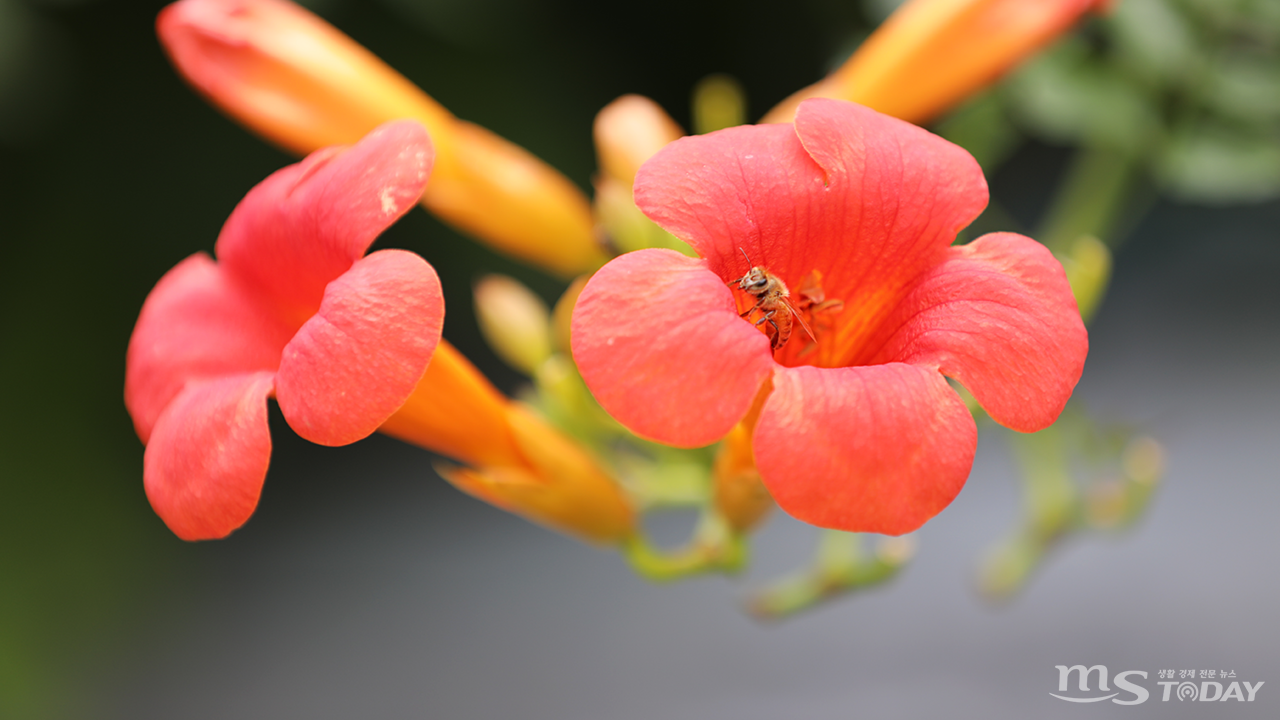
{"left": 1037, "top": 147, "right": 1140, "bottom": 253}
{"left": 1157, "top": 122, "right": 1280, "bottom": 203}
{"left": 1176, "top": 0, "right": 1280, "bottom": 42}
{"left": 1202, "top": 53, "right": 1280, "bottom": 123}
{"left": 935, "top": 91, "right": 1022, "bottom": 172}
{"left": 1107, "top": 0, "right": 1199, "bottom": 84}
{"left": 1004, "top": 39, "right": 1160, "bottom": 151}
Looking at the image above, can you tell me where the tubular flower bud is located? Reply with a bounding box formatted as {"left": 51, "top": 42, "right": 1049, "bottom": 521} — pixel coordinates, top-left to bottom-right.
{"left": 473, "top": 275, "right": 553, "bottom": 376}
{"left": 594, "top": 94, "right": 685, "bottom": 188}
{"left": 379, "top": 342, "right": 636, "bottom": 545}
{"left": 692, "top": 74, "right": 747, "bottom": 135}
{"left": 1058, "top": 235, "right": 1112, "bottom": 324}
{"left": 763, "top": 0, "right": 1110, "bottom": 125}
{"left": 592, "top": 95, "right": 691, "bottom": 255}
{"left": 157, "top": 0, "right": 604, "bottom": 277}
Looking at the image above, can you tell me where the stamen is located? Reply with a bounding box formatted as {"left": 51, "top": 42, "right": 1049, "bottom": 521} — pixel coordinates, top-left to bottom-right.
{"left": 792, "top": 270, "right": 845, "bottom": 359}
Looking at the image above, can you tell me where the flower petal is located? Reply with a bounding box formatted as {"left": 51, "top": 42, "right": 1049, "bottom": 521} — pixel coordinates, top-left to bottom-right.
{"left": 274, "top": 249, "right": 444, "bottom": 446}
{"left": 633, "top": 121, "right": 819, "bottom": 278}
{"left": 754, "top": 363, "right": 976, "bottom": 535}
{"left": 215, "top": 119, "right": 433, "bottom": 320}
{"left": 571, "top": 249, "right": 775, "bottom": 447}
{"left": 864, "top": 232, "right": 1088, "bottom": 432}
{"left": 144, "top": 371, "right": 276, "bottom": 541}
{"left": 634, "top": 98, "right": 988, "bottom": 365}
{"left": 125, "top": 253, "right": 294, "bottom": 442}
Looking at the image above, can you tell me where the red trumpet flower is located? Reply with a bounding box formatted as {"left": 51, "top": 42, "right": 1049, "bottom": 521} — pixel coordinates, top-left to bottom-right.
{"left": 125, "top": 120, "right": 443, "bottom": 540}
{"left": 571, "top": 99, "right": 1088, "bottom": 535}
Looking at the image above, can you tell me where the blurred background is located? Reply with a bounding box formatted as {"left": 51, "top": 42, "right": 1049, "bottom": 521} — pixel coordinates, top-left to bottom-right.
{"left": 1, "top": 0, "right": 1277, "bottom": 717}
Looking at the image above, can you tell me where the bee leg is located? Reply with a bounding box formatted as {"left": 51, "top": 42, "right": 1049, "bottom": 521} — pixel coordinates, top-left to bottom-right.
{"left": 752, "top": 311, "right": 783, "bottom": 350}
{"left": 767, "top": 319, "right": 783, "bottom": 350}
{"left": 762, "top": 317, "right": 783, "bottom": 348}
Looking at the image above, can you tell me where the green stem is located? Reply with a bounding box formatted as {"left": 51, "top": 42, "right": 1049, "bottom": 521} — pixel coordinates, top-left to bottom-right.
{"left": 979, "top": 413, "right": 1165, "bottom": 602}
{"left": 1010, "top": 423, "right": 1078, "bottom": 541}
{"left": 978, "top": 422, "right": 1077, "bottom": 601}
{"left": 623, "top": 513, "right": 746, "bottom": 582}
{"left": 1038, "top": 146, "right": 1139, "bottom": 254}
{"left": 747, "top": 532, "right": 913, "bottom": 620}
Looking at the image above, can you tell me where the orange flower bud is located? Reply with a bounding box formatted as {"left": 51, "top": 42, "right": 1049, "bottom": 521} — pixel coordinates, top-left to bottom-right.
{"left": 764, "top": 0, "right": 1109, "bottom": 125}
{"left": 593, "top": 95, "right": 684, "bottom": 188}
{"left": 592, "top": 96, "right": 692, "bottom": 255}
{"left": 379, "top": 341, "right": 635, "bottom": 544}
{"left": 438, "top": 405, "right": 635, "bottom": 545}
{"left": 379, "top": 341, "right": 523, "bottom": 469}
{"left": 157, "top": 0, "right": 604, "bottom": 277}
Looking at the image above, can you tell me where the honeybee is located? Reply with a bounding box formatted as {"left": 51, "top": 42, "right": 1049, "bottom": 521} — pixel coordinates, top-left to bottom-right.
{"left": 730, "top": 253, "right": 815, "bottom": 352}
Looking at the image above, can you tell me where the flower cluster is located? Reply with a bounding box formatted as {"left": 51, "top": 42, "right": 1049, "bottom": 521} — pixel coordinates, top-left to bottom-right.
{"left": 132, "top": 0, "right": 1107, "bottom": 562}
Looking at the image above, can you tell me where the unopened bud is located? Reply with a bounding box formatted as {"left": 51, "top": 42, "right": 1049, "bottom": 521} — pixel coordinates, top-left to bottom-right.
{"left": 552, "top": 276, "right": 588, "bottom": 355}
{"left": 439, "top": 404, "right": 635, "bottom": 545}
{"left": 591, "top": 94, "right": 694, "bottom": 256}
{"left": 692, "top": 73, "right": 746, "bottom": 134}
{"left": 978, "top": 537, "right": 1040, "bottom": 601}
{"left": 594, "top": 94, "right": 684, "bottom": 187}
{"left": 763, "top": 0, "right": 1110, "bottom": 125}
{"left": 1061, "top": 234, "right": 1112, "bottom": 323}
{"left": 875, "top": 535, "right": 917, "bottom": 566}
{"left": 594, "top": 177, "right": 693, "bottom": 255}
{"left": 1122, "top": 436, "right": 1164, "bottom": 486}
{"left": 473, "top": 275, "right": 552, "bottom": 376}
{"left": 381, "top": 341, "right": 635, "bottom": 545}
{"left": 158, "top": 0, "right": 603, "bottom": 277}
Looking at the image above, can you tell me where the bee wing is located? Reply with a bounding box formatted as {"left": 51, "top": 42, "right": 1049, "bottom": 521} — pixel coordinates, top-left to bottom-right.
{"left": 781, "top": 296, "right": 817, "bottom": 343}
